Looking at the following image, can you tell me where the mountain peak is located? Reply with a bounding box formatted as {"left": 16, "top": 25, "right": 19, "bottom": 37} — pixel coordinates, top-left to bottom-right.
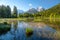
{"left": 37, "top": 6, "right": 44, "bottom": 12}
{"left": 27, "top": 8, "right": 38, "bottom": 13}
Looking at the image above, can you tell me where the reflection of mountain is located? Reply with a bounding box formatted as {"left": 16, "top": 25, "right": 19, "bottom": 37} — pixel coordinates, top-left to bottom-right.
{"left": 18, "top": 10, "right": 24, "bottom": 13}
{"left": 26, "top": 8, "right": 38, "bottom": 13}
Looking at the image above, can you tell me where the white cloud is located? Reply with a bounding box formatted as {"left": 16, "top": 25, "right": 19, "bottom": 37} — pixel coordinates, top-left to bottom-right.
{"left": 29, "top": 3, "right": 32, "bottom": 7}
{"left": 38, "top": 6, "right": 42, "bottom": 9}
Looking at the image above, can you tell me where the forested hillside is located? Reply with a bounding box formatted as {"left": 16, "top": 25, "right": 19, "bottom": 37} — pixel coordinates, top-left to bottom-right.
{"left": 38, "top": 4, "right": 60, "bottom": 18}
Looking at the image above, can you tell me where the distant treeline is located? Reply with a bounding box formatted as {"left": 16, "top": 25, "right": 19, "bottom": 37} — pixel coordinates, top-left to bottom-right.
{"left": 0, "top": 4, "right": 60, "bottom": 18}
{"left": 0, "top": 5, "right": 17, "bottom": 18}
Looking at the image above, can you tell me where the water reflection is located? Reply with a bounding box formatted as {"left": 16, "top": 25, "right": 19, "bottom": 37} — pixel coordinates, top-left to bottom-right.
{"left": 0, "top": 22, "right": 11, "bottom": 35}
{"left": 0, "top": 21, "right": 60, "bottom": 40}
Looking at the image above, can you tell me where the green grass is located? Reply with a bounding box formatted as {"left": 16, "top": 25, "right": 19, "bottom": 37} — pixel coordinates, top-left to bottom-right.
{"left": 26, "top": 28, "right": 33, "bottom": 32}
{"left": 26, "top": 28, "right": 33, "bottom": 37}
{"left": 0, "top": 17, "right": 60, "bottom": 31}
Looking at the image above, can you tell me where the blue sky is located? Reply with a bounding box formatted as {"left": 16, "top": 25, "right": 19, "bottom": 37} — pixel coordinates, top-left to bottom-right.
{"left": 0, "top": 0, "right": 60, "bottom": 11}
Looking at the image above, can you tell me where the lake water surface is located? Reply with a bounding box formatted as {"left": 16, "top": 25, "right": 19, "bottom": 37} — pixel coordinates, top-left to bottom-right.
{"left": 0, "top": 21, "right": 59, "bottom": 40}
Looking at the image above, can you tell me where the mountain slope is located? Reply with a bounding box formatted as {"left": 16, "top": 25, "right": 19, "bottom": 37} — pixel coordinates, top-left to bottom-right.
{"left": 26, "top": 8, "right": 38, "bottom": 14}
{"left": 47, "top": 4, "right": 60, "bottom": 14}
{"left": 39, "top": 4, "right": 60, "bottom": 17}
{"left": 18, "top": 10, "right": 24, "bottom": 13}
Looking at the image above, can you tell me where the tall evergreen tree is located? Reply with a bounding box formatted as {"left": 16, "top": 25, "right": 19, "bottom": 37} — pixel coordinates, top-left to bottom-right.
{"left": 7, "top": 5, "right": 11, "bottom": 18}
{"left": 13, "top": 6, "right": 18, "bottom": 18}
{"left": 1, "top": 5, "right": 7, "bottom": 18}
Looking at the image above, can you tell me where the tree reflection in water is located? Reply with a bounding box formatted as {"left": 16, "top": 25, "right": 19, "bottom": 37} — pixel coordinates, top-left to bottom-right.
{"left": 0, "top": 21, "right": 60, "bottom": 40}
{"left": 10, "top": 21, "right": 18, "bottom": 40}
